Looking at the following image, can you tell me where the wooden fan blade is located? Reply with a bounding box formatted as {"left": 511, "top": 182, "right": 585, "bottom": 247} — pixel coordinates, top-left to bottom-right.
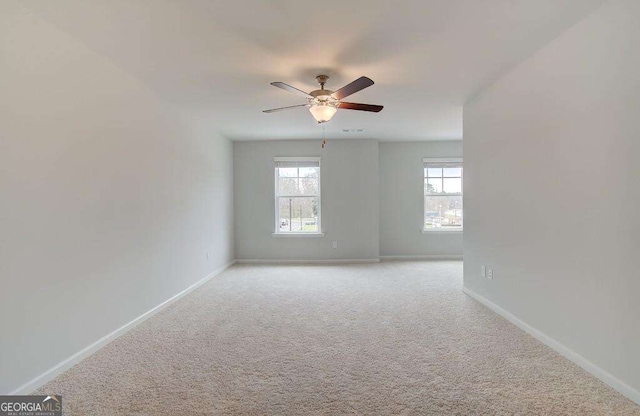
{"left": 263, "top": 104, "right": 310, "bottom": 113}
{"left": 337, "top": 102, "right": 383, "bottom": 112}
{"left": 270, "top": 82, "right": 313, "bottom": 98}
{"left": 331, "top": 76, "right": 374, "bottom": 100}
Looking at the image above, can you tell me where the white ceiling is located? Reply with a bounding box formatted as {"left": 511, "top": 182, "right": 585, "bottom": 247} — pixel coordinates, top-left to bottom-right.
{"left": 24, "top": 0, "right": 604, "bottom": 141}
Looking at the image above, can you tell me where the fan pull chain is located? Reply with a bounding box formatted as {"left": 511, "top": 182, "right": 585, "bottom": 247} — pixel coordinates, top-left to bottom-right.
{"left": 321, "top": 125, "right": 327, "bottom": 148}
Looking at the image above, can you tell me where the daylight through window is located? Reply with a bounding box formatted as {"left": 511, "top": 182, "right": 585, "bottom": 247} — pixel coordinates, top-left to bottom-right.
{"left": 275, "top": 157, "right": 321, "bottom": 234}
{"left": 423, "top": 158, "right": 463, "bottom": 230}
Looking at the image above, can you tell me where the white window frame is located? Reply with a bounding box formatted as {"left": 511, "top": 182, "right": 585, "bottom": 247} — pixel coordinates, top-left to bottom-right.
{"left": 422, "top": 157, "right": 463, "bottom": 234}
{"left": 273, "top": 157, "right": 324, "bottom": 237}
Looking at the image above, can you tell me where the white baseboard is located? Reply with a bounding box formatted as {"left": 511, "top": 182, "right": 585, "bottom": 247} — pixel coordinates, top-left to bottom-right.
{"left": 237, "top": 256, "right": 462, "bottom": 264}
{"left": 235, "top": 258, "right": 380, "bottom": 265}
{"left": 9, "top": 260, "right": 236, "bottom": 395}
{"left": 379, "top": 255, "right": 463, "bottom": 261}
{"left": 462, "top": 286, "right": 640, "bottom": 406}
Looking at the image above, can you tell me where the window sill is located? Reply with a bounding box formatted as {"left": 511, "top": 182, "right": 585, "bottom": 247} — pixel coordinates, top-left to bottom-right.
{"left": 421, "top": 229, "right": 463, "bottom": 234}
{"left": 272, "top": 232, "right": 325, "bottom": 238}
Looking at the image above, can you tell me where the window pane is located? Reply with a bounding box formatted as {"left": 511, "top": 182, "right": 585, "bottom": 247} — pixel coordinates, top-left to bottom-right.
{"left": 278, "top": 167, "right": 298, "bottom": 178}
{"left": 295, "top": 197, "right": 318, "bottom": 232}
{"left": 299, "top": 167, "right": 319, "bottom": 178}
{"left": 299, "top": 177, "right": 319, "bottom": 195}
{"left": 427, "top": 178, "right": 442, "bottom": 193}
{"left": 280, "top": 197, "right": 318, "bottom": 232}
{"left": 443, "top": 167, "right": 462, "bottom": 177}
{"left": 279, "top": 178, "right": 298, "bottom": 195}
{"left": 276, "top": 160, "right": 320, "bottom": 234}
{"left": 424, "top": 195, "right": 462, "bottom": 229}
{"left": 278, "top": 197, "right": 292, "bottom": 232}
{"left": 443, "top": 177, "right": 462, "bottom": 193}
{"left": 427, "top": 168, "right": 442, "bottom": 177}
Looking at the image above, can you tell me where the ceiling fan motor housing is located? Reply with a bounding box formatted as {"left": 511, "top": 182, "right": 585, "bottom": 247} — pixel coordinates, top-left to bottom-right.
{"left": 310, "top": 89, "right": 335, "bottom": 99}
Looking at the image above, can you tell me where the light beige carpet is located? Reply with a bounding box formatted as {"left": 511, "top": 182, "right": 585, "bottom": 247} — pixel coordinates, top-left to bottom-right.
{"left": 37, "top": 262, "right": 639, "bottom": 415}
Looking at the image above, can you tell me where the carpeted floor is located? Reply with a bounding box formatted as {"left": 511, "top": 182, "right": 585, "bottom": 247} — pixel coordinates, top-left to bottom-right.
{"left": 37, "top": 261, "right": 639, "bottom": 415}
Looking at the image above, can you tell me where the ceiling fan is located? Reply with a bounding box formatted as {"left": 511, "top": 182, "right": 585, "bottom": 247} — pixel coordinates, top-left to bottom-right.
{"left": 263, "top": 75, "right": 383, "bottom": 123}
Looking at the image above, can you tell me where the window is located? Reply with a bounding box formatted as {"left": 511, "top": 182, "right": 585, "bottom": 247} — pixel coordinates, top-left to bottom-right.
{"left": 274, "top": 157, "right": 321, "bottom": 234}
{"left": 423, "top": 158, "right": 463, "bottom": 231}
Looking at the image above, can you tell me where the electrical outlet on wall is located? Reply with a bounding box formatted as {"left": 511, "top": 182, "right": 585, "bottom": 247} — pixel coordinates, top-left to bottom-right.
{"left": 481, "top": 266, "right": 486, "bottom": 278}
{"left": 332, "top": 241, "right": 338, "bottom": 249}
{"left": 488, "top": 269, "right": 494, "bottom": 280}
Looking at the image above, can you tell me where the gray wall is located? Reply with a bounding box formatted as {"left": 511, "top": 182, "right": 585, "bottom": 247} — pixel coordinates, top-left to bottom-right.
{"left": 464, "top": 0, "right": 640, "bottom": 398}
{"left": 0, "top": 3, "right": 234, "bottom": 394}
{"left": 379, "top": 141, "right": 463, "bottom": 258}
{"left": 234, "top": 139, "right": 380, "bottom": 260}
{"left": 234, "top": 139, "right": 464, "bottom": 261}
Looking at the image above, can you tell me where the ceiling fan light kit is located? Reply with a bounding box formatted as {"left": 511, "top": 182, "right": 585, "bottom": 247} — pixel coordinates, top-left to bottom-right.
{"left": 309, "top": 103, "right": 337, "bottom": 123}
{"left": 264, "top": 74, "right": 383, "bottom": 124}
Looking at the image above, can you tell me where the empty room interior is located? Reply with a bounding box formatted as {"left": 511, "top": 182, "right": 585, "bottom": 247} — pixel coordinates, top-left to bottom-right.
{"left": 2, "top": 0, "right": 640, "bottom": 414}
